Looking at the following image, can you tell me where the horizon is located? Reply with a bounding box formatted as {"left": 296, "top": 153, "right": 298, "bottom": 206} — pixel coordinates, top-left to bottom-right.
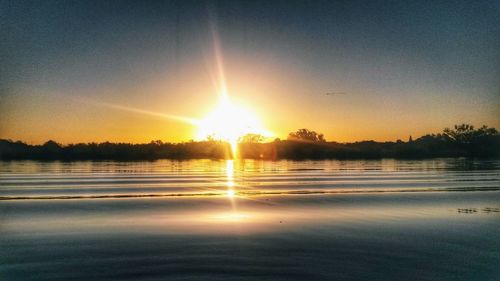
{"left": 1, "top": 1, "right": 499, "bottom": 144}
{"left": 2, "top": 122, "right": 498, "bottom": 146}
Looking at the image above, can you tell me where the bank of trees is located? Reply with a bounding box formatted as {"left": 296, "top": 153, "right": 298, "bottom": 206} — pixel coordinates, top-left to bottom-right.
{"left": 1, "top": 124, "right": 498, "bottom": 160}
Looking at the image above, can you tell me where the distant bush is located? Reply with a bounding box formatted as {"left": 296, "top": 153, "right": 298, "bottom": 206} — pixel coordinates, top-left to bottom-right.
{"left": 288, "top": 128, "right": 326, "bottom": 142}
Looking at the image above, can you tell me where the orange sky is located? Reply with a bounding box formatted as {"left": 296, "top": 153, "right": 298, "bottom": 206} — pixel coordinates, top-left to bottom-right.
{"left": 2, "top": 56, "right": 498, "bottom": 145}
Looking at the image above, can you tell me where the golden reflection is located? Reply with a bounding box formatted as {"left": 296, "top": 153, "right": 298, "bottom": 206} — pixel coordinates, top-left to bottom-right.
{"left": 225, "top": 159, "right": 238, "bottom": 212}
{"left": 226, "top": 189, "right": 235, "bottom": 198}
{"left": 209, "top": 212, "right": 252, "bottom": 223}
{"left": 225, "top": 159, "right": 234, "bottom": 188}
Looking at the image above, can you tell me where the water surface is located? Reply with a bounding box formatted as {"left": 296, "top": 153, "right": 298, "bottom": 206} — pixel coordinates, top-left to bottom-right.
{"left": 1, "top": 159, "right": 499, "bottom": 280}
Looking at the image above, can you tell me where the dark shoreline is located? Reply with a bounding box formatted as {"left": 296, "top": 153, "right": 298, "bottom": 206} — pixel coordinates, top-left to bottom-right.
{"left": 1, "top": 139, "right": 499, "bottom": 161}
{"left": 2, "top": 124, "right": 498, "bottom": 161}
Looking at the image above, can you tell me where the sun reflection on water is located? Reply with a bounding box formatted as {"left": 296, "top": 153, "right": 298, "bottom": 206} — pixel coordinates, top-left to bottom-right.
{"left": 225, "top": 159, "right": 234, "bottom": 188}
{"left": 220, "top": 159, "right": 245, "bottom": 222}
{"left": 226, "top": 189, "right": 235, "bottom": 198}
{"left": 209, "top": 212, "right": 252, "bottom": 223}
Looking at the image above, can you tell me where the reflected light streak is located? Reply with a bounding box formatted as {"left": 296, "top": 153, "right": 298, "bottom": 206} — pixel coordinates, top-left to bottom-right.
{"left": 209, "top": 212, "right": 252, "bottom": 223}
{"left": 225, "top": 159, "right": 238, "bottom": 212}
{"left": 226, "top": 189, "right": 235, "bottom": 198}
{"left": 225, "top": 160, "right": 234, "bottom": 187}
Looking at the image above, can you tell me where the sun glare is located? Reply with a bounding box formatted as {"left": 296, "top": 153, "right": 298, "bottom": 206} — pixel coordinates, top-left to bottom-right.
{"left": 196, "top": 96, "right": 270, "bottom": 154}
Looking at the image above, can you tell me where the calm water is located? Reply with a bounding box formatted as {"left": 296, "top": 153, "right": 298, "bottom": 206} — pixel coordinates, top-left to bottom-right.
{"left": 1, "top": 159, "right": 499, "bottom": 280}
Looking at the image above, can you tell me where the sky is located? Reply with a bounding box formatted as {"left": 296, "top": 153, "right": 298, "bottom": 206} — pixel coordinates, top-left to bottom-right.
{"left": 1, "top": 0, "right": 499, "bottom": 144}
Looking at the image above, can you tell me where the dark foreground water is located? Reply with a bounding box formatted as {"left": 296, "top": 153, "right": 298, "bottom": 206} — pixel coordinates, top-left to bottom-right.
{"left": 1, "top": 159, "right": 499, "bottom": 280}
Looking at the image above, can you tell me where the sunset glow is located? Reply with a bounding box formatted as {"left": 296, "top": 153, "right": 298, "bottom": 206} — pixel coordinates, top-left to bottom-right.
{"left": 196, "top": 95, "right": 271, "bottom": 154}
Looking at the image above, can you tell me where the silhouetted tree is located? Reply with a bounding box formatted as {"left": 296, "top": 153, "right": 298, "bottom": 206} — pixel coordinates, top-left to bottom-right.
{"left": 42, "top": 140, "right": 61, "bottom": 151}
{"left": 444, "top": 124, "right": 476, "bottom": 144}
{"left": 288, "top": 129, "right": 326, "bottom": 142}
{"left": 238, "top": 133, "right": 265, "bottom": 143}
{"left": 206, "top": 134, "right": 217, "bottom": 142}
{"left": 476, "top": 125, "right": 499, "bottom": 136}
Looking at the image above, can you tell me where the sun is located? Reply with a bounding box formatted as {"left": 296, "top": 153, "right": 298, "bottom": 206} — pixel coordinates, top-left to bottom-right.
{"left": 196, "top": 96, "right": 269, "bottom": 154}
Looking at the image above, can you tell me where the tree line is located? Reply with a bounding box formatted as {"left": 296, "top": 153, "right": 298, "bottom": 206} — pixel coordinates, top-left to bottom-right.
{"left": 0, "top": 124, "right": 498, "bottom": 160}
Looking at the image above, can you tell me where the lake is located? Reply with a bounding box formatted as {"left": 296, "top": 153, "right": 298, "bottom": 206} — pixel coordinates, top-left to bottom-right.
{"left": 1, "top": 159, "right": 499, "bottom": 280}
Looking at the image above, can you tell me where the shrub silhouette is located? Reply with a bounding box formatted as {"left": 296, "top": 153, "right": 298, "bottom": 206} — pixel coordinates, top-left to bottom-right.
{"left": 288, "top": 129, "right": 326, "bottom": 142}
{"left": 238, "top": 133, "right": 265, "bottom": 143}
